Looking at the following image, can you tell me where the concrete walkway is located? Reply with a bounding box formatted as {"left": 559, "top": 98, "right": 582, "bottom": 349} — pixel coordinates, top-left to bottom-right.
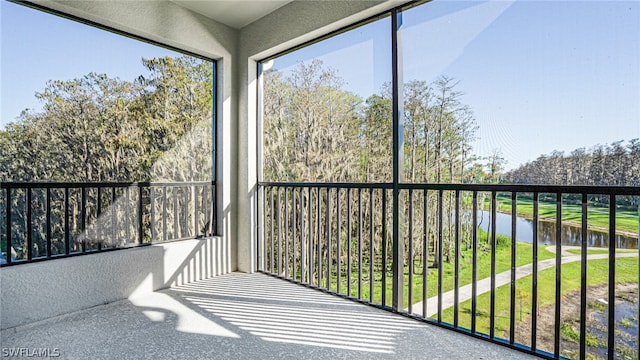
{"left": 1, "top": 272, "right": 537, "bottom": 360}
{"left": 410, "top": 247, "right": 638, "bottom": 317}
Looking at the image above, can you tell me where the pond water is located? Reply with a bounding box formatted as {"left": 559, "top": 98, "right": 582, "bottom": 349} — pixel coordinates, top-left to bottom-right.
{"left": 590, "top": 301, "right": 638, "bottom": 358}
{"left": 477, "top": 210, "right": 638, "bottom": 249}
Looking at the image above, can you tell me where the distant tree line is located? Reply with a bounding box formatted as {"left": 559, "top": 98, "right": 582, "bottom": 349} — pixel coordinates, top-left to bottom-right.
{"left": 505, "top": 140, "right": 640, "bottom": 186}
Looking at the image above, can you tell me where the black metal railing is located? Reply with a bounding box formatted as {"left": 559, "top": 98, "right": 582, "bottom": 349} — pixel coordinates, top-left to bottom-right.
{"left": 1, "top": 181, "right": 216, "bottom": 266}
{"left": 258, "top": 181, "right": 640, "bottom": 360}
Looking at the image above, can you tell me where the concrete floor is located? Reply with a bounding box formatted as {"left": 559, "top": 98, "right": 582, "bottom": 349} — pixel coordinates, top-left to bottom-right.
{"left": 1, "top": 272, "right": 539, "bottom": 359}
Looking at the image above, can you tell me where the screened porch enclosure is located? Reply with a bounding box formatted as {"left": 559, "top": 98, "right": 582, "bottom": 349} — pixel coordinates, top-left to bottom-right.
{"left": 0, "top": 1, "right": 638, "bottom": 360}
{"left": 256, "top": 2, "right": 640, "bottom": 359}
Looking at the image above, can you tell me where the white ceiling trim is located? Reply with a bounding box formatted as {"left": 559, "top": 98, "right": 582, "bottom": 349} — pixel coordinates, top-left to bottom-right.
{"left": 171, "top": 0, "right": 293, "bottom": 29}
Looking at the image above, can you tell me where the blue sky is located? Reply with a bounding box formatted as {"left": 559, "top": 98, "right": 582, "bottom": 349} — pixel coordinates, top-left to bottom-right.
{"left": 270, "top": 0, "right": 640, "bottom": 170}
{"left": 1, "top": 0, "right": 183, "bottom": 127}
{"left": 2, "top": 0, "right": 639, "bottom": 170}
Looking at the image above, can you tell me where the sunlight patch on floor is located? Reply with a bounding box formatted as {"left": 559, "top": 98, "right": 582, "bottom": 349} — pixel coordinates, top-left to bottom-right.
{"left": 177, "top": 288, "right": 423, "bottom": 354}
{"left": 130, "top": 292, "right": 239, "bottom": 338}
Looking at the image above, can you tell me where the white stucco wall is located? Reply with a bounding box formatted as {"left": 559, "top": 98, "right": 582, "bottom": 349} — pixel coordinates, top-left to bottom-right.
{"left": 0, "top": 237, "right": 229, "bottom": 329}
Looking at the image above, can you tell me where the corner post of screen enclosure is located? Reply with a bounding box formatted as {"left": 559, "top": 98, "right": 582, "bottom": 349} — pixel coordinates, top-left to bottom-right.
{"left": 391, "top": 8, "right": 405, "bottom": 312}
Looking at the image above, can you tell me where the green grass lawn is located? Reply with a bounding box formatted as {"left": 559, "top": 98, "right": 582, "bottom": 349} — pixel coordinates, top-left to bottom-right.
{"left": 486, "top": 194, "right": 639, "bottom": 235}
{"left": 321, "top": 233, "right": 555, "bottom": 308}
{"left": 442, "top": 256, "right": 639, "bottom": 338}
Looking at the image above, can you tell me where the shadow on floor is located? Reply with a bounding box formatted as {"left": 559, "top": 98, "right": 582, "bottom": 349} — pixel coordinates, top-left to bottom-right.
{"left": 0, "top": 273, "right": 538, "bottom": 360}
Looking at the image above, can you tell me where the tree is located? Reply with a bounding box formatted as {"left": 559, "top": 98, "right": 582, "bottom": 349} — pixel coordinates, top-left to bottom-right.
{"left": 262, "top": 59, "right": 363, "bottom": 182}
{"left": 0, "top": 56, "right": 213, "bottom": 183}
{"left": 362, "top": 94, "right": 392, "bottom": 182}
{"left": 485, "top": 149, "right": 506, "bottom": 183}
